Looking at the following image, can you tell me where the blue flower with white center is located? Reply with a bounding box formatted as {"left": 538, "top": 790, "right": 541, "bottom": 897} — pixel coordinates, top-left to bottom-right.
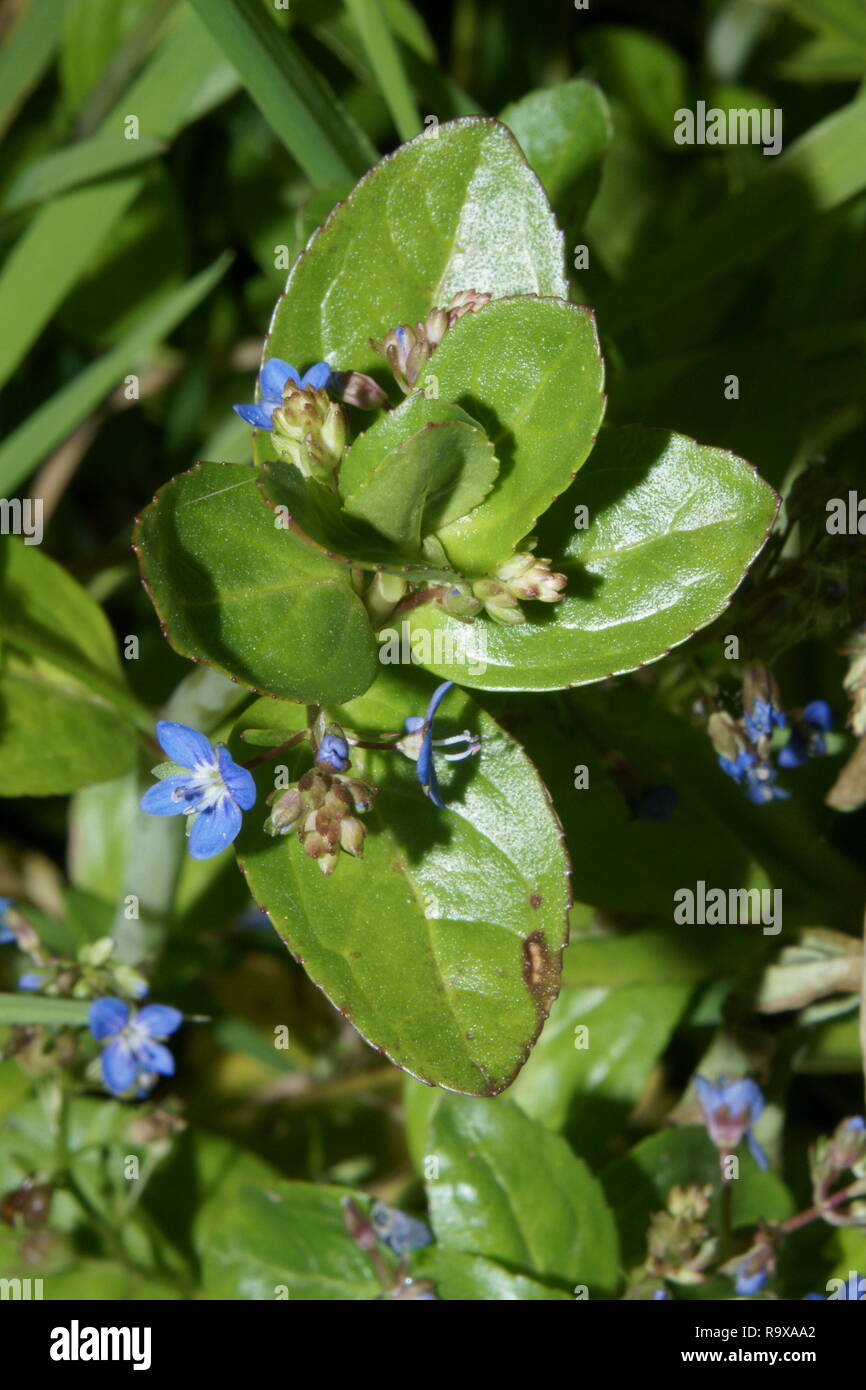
{"left": 399, "top": 681, "right": 480, "bottom": 808}
{"left": 316, "top": 732, "right": 349, "bottom": 773}
{"left": 778, "top": 699, "right": 833, "bottom": 769}
{"left": 695, "top": 1075, "right": 769, "bottom": 1170}
{"left": 742, "top": 760, "right": 790, "bottom": 806}
{"left": 233, "top": 358, "right": 331, "bottom": 430}
{"left": 0, "top": 897, "right": 15, "bottom": 945}
{"left": 735, "top": 1259, "right": 769, "bottom": 1297}
{"left": 140, "top": 721, "right": 256, "bottom": 860}
{"left": 89, "top": 996, "right": 182, "bottom": 1097}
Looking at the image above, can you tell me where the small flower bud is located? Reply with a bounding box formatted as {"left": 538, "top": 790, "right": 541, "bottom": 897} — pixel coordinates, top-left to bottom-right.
{"left": 265, "top": 787, "right": 303, "bottom": 835}
{"left": 472, "top": 579, "right": 525, "bottom": 626}
{"left": 340, "top": 816, "right": 367, "bottom": 857}
{"left": 447, "top": 288, "right": 492, "bottom": 323}
{"left": 330, "top": 370, "right": 390, "bottom": 410}
{"left": 494, "top": 551, "right": 567, "bottom": 602}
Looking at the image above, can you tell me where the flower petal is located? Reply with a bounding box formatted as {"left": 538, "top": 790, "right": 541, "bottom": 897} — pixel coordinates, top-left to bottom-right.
{"left": 233, "top": 403, "right": 274, "bottom": 430}
{"left": 216, "top": 745, "right": 256, "bottom": 810}
{"left": 187, "top": 799, "right": 242, "bottom": 859}
{"left": 137, "top": 1039, "right": 175, "bottom": 1077}
{"left": 155, "top": 721, "right": 216, "bottom": 770}
{"left": 89, "top": 996, "right": 130, "bottom": 1040}
{"left": 101, "top": 1039, "right": 138, "bottom": 1095}
{"left": 300, "top": 361, "right": 331, "bottom": 390}
{"left": 260, "top": 358, "right": 298, "bottom": 397}
{"left": 139, "top": 774, "right": 191, "bottom": 816}
{"left": 137, "top": 1003, "right": 183, "bottom": 1038}
{"left": 417, "top": 728, "right": 444, "bottom": 808}
{"left": 746, "top": 1130, "right": 769, "bottom": 1171}
{"left": 723, "top": 1078, "right": 764, "bottom": 1122}
{"left": 424, "top": 680, "right": 454, "bottom": 727}
{"left": 694, "top": 1075, "right": 722, "bottom": 1115}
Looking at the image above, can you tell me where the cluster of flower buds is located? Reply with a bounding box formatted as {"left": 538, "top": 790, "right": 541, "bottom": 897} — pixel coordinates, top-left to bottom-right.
{"left": 471, "top": 548, "right": 567, "bottom": 625}
{"left": 11, "top": 922, "right": 147, "bottom": 1004}
{"left": 371, "top": 288, "right": 491, "bottom": 393}
{"left": 271, "top": 380, "right": 347, "bottom": 486}
{"left": 711, "top": 662, "right": 834, "bottom": 805}
{"left": 809, "top": 1115, "right": 866, "bottom": 1224}
{"left": 644, "top": 1184, "right": 717, "bottom": 1287}
{"left": 264, "top": 730, "right": 376, "bottom": 876}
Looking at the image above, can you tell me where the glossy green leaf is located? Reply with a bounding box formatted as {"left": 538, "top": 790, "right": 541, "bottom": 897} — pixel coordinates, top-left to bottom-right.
{"left": 260, "top": 460, "right": 460, "bottom": 582}
{"left": 405, "top": 425, "right": 779, "bottom": 690}
{"left": 509, "top": 983, "right": 691, "bottom": 1155}
{"left": 264, "top": 117, "right": 567, "bottom": 381}
{"left": 0, "top": 540, "right": 141, "bottom": 796}
{"left": 233, "top": 670, "right": 570, "bottom": 1095}
{"left": 426, "top": 296, "right": 606, "bottom": 574}
{"left": 134, "top": 462, "right": 377, "bottom": 705}
{"left": 339, "top": 395, "right": 499, "bottom": 548}
{"left": 426, "top": 1096, "right": 620, "bottom": 1293}
{"left": 412, "top": 1248, "right": 570, "bottom": 1300}
{"left": 499, "top": 78, "right": 612, "bottom": 222}
{"left": 202, "top": 1181, "right": 383, "bottom": 1300}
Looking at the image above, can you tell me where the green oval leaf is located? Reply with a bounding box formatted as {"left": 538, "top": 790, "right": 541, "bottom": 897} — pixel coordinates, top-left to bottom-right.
{"left": 404, "top": 425, "right": 780, "bottom": 690}
{"left": 133, "top": 461, "right": 378, "bottom": 705}
{"left": 232, "top": 670, "right": 570, "bottom": 1095}
{"left": 426, "top": 1095, "right": 620, "bottom": 1294}
{"left": 427, "top": 296, "right": 606, "bottom": 574}
{"left": 339, "top": 395, "right": 499, "bottom": 548}
{"left": 0, "top": 539, "right": 139, "bottom": 795}
{"left": 202, "top": 1181, "right": 383, "bottom": 1301}
{"left": 264, "top": 117, "right": 567, "bottom": 381}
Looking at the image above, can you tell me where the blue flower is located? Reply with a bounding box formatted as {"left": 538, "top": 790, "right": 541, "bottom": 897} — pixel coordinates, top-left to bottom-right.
{"left": 18, "top": 971, "right": 48, "bottom": 992}
{"left": 845, "top": 1115, "right": 866, "bottom": 1131}
{"left": 0, "top": 897, "right": 15, "bottom": 945}
{"left": 695, "top": 1075, "right": 768, "bottom": 1170}
{"left": 89, "top": 996, "right": 182, "bottom": 1097}
{"left": 744, "top": 696, "right": 787, "bottom": 744}
{"left": 400, "top": 681, "right": 480, "bottom": 808}
{"left": 778, "top": 700, "right": 833, "bottom": 768}
{"left": 370, "top": 1200, "right": 433, "bottom": 1256}
{"left": 140, "top": 722, "right": 256, "bottom": 860}
{"left": 742, "top": 761, "right": 790, "bottom": 806}
{"left": 317, "top": 732, "right": 349, "bottom": 773}
{"left": 735, "top": 1259, "right": 769, "bottom": 1297}
{"left": 718, "top": 749, "right": 756, "bottom": 785}
{"left": 233, "top": 358, "right": 331, "bottom": 430}
{"left": 652, "top": 1288, "right": 672, "bottom": 1300}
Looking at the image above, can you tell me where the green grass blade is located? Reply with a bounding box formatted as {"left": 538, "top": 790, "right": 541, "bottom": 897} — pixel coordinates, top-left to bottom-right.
{"left": 0, "top": 6, "right": 237, "bottom": 393}
{"left": 0, "top": 994, "right": 91, "bottom": 1027}
{"left": 0, "top": 133, "right": 165, "bottom": 217}
{"left": 0, "top": 0, "right": 69, "bottom": 139}
{"left": 344, "top": 0, "right": 421, "bottom": 141}
{"left": 606, "top": 94, "right": 866, "bottom": 333}
{"left": 187, "top": 0, "right": 375, "bottom": 185}
{"left": 0, "top": 253, "right": 232, "bottom": 495}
